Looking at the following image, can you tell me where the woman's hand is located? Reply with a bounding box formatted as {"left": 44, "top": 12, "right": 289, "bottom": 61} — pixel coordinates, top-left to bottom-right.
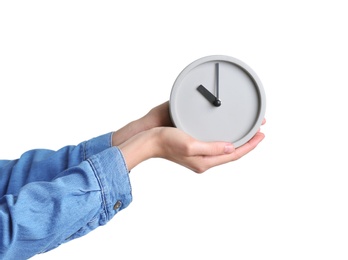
{"left": 155, "top": 127, "right": 265, "bottom": 173}
{"left": 118, "top": 126, "right": 265, "bottom": 173}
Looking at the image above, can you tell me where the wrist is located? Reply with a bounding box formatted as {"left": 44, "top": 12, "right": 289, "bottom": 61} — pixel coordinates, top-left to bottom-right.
{"left": 112, "top": 118, "right": 147, "bottom": 147}
{"left": 118, "top": 128, "right": 161, "bottom": 171}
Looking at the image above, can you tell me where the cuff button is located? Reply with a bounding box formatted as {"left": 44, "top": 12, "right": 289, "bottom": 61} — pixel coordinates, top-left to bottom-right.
{"left": 113, "top": 200, "right": 122, "bottom": 210}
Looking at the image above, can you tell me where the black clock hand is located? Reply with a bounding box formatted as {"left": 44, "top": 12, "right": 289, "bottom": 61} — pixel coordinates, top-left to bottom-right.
{"left": 197, "top": 85, "right": 221, "bottom": 107}
{"left": 215, "top": 63, "right": 221, "bottom": 106}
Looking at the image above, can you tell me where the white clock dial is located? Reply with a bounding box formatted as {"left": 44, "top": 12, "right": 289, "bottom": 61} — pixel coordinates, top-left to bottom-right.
{"left": 170, "top": 55, "right": 266, "bottom": 148}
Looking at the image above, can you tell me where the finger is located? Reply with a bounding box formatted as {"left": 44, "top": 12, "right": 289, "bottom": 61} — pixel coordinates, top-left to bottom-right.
{"left": 231, "top": 132, "right": 265, "bottom": 160}
{"left": 189, "top": 132, "right": 265, "bottom": 172}
{"left": 196, "top": 152, "right": 237, "bottom": 171}
{"left": 191, "top": 141, "right": 235, "bottom": 157}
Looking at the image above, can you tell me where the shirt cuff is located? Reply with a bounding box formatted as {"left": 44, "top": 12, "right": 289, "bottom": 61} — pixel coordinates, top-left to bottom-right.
{"left": 87, "top": 146, "right": 132, "bottom": 223}
{"left": 84, "top": 132, "right": 113, "bottom": 160}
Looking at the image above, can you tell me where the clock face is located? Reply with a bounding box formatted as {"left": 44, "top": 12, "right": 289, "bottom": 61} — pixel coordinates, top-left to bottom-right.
{"left": 169, "top": 55, "right": 266, "bottom": 148}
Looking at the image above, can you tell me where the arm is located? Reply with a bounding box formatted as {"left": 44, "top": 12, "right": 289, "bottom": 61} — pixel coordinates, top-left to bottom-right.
{"left": 0, "top": 102, "right": 172, "bottom": 258}
{"left": 0, "top": 102, "right": 171, "bottom": 198}
{"left": 0, "top": 135, "right": 131, "bottom": 259}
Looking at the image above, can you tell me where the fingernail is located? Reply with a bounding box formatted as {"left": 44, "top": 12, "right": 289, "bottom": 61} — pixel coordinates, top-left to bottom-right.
{"left": 224, "top": 144, "right": 234, "bottom": 153}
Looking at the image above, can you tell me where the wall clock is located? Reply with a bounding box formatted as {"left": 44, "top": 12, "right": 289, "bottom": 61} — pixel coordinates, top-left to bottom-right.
{"left": 169, "top": 55, "right": 266, "bottom": 148}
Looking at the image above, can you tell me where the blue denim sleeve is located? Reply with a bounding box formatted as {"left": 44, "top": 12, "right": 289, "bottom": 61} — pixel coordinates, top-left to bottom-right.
{"left": 0, "top": 133, "right": 132, "bottom": 260}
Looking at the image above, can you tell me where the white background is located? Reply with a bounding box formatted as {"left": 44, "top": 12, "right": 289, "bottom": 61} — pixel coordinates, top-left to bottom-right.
{"left": 1, "top": 1, "right": 348, "bottom": 259}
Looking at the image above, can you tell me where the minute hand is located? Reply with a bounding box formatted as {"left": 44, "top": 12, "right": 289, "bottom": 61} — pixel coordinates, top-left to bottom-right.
{"left": 197, "top": 85, "right": 221, "bottom": 107}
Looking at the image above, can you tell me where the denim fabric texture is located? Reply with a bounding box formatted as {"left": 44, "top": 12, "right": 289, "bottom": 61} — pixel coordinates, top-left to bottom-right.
{"left": 0, "top": 133, "right": 132, "bottom": 259}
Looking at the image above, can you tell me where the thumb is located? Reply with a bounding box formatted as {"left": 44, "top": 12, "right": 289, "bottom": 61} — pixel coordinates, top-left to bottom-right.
{"left": 192, "top": 141, "right": 235, "bottom": 156}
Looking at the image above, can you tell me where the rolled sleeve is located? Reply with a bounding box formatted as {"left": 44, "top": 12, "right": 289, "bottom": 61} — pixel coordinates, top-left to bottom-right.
{"left": 84, "top": 132, "right": 114, "bottom": 160}
{"left": 87, "top": 146, "right": 132, "bottom": 223}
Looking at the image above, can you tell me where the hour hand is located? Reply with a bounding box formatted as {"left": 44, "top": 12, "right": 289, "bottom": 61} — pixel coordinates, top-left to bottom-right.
{"left": 197, "top": 85, "right": 221, "bottom": 107}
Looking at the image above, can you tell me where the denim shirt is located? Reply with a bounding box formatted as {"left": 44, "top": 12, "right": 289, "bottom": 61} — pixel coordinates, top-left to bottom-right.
{"left": 0, "top": 133, "right": 132, "bottom": 259}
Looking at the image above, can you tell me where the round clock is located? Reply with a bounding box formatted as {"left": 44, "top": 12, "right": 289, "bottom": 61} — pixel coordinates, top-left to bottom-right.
{"left": 169, "top": 55, "right": 266, "bottom": 148}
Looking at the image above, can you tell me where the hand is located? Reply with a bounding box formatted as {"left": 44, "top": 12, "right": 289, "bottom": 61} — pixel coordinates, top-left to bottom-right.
{"left": 153, "top": 127, "right": 265, "bottom": 173}
{"left": 118, "top": 122, "right": 265, "bottom": 173}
